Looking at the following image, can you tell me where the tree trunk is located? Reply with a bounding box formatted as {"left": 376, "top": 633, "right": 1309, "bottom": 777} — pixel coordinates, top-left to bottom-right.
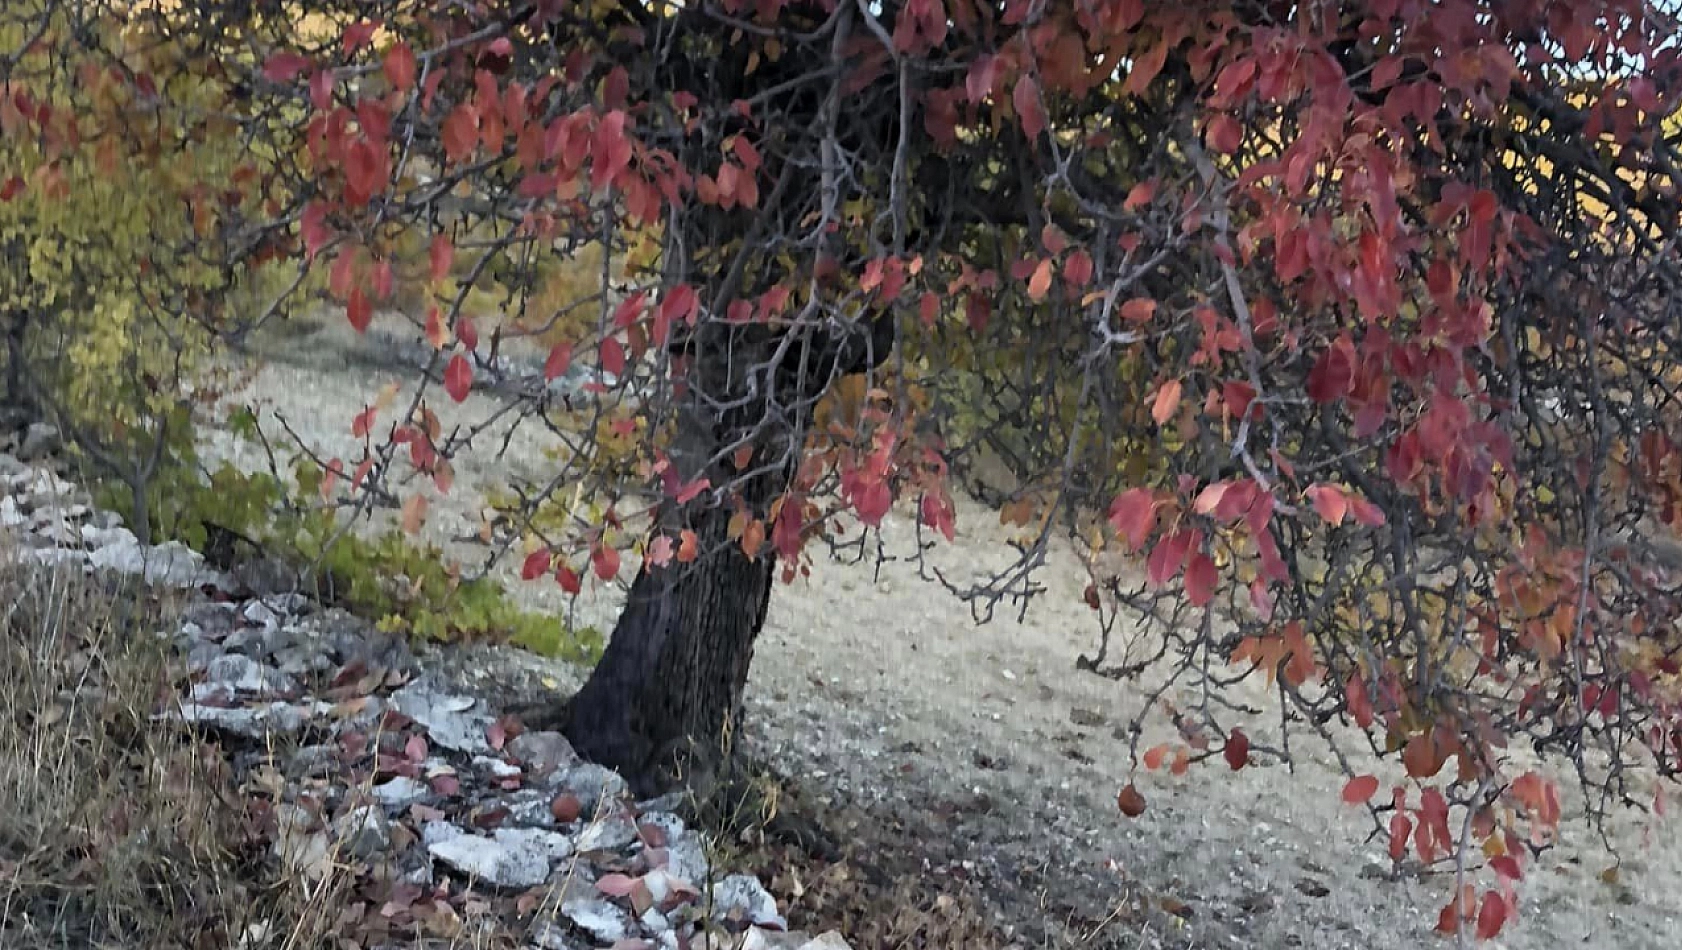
{"left": 561, "top": 497, "right": 777, "bottom": 796}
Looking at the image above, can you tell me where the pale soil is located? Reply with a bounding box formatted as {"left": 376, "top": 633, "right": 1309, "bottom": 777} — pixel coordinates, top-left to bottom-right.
{"left": 201, "top": 308, "right": 1682, "bottom": 949}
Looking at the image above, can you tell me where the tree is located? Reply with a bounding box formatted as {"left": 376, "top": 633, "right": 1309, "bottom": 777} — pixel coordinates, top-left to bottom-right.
{"left": 15, "top": 0, "right": 1682, "bottom": 939}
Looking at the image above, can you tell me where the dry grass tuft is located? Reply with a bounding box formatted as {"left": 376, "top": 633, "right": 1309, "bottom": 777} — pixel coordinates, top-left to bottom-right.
{"left": 0, "top": 554, "right": 350, "bottom": 950}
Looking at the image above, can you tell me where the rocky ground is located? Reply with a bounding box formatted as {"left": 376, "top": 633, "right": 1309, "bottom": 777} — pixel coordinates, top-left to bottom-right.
{"left": 0, "top": 438, "right": 851, "bottom": 950}
{"left": 39, "top": 304, "right": 1682, "bottom": 949}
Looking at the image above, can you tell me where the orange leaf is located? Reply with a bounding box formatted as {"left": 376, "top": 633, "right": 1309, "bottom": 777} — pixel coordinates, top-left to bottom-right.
{"left": 1341, "top": 774, "right": 1380, "bottom": 806}
{"left": 400, "top": 494, "right": 428, "bottom": 535}
{"left": 677, "top": 529, "right": 699, "bottom": 563}
{"left": 429, "top": 234, "right": 454, "bottom": 284}
{"left": 1151, "top": 379, "right": 1182, "bottom": 425}
{"left": 1306, "top": 483, "right": 1348, "bottom": 525}
{"left": 425, "top": 306, "right": 451, "bottom": 349}
{"left": 742, "top": 518, "right": 766, "bottom": 559}
{"left": 1026, "top": 258, "right": 1053, "bottom": 301}
{"left": 1119, "top": 297, "right": 1157, "bottom": 322}
{"left": 1142, "top": 744, "right": 1169, "bottom": 771}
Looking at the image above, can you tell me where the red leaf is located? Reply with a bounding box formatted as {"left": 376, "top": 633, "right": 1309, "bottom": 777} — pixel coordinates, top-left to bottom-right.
{"left": 600, "top": 337, "right": 626, "bottom": 376}
{"left": 1062, "top": 249, "right": 1094, "bottom": 287}
{"left": 262, "top": 52, "right": 312, "bottom": 83}
{"left": 458, "top": 315, "right": 478, "bottom": 351}
{"left": 1142, "top": 744, "right": 1169, "bottom": 770}
{"left": 429, "top": 235, "right": 454, "bottom": 284}
{"left": 1205, "top": 113, "right": 1243, "bottom": 154}
{"left": 556, "top": 565, "right": 581, "bottom": 595}
{"left": 544, "top": 342, "right": 573, "bottom": 381}
{"left": 1223, "top": 728, "right": 1250, "bottom": 770}
{"left": 1341, "top": 775, "right": 1380, "bottom": 806}
{"left": 384, "top": 42, "right": 417, "bottom": 93}
{"left": 1107, "top": 488, "right": 1158, "bottom": 552}
{"left": 1475, "top": 891, "right": 1508, "bottom": 940}
{"left": 443, "top": 104, "right": 479, "bottom": 164}
{"left": 1388, "top": 813, "right": 1412, "bottom": 862}
{"left": 1116, "top": 783, "right": 1147, "bottom": 818}
{"left": 645, "top": 535, "right": 675, "bottom": 568}
{"left": 1184, "top": 553, "right": 1216, "bottom": 607}
{"left": 1306, "top": 336, "right": 1355, "bottom": 403}
{"left": 1013, "top": 77, "right": 1046, "bottom": 140}
{"left": 677, "top": 530, "right": 699, "bottom": 563}
{"left": 674, "top": 477, "right": 711, "bottom": 505}
{"left": 346, "top": 286, "right": 372, "bottom": 333}
{"left": 661, "top": 284, "right": 700, "bottom": 327}
{"left": 444, "top": 355, "right": 472, "bottom": 402}
{"left": 592, "top": 543, "right": 620, "bottom": 581}
{"left": 1123, "top": 181, "right": 1155, "bottom": 211}
{"left": 521, "top": 549, "right": 551, "bottom": 581}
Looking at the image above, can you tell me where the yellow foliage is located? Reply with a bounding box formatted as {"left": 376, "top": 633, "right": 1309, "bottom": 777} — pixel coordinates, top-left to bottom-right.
{"left": 1, "top": 6, "right": 282, "bottom": 438}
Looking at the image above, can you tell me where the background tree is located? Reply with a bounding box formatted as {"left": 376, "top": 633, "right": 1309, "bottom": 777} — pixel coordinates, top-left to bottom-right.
{"left": 13, "top": 0, "right": 1682, "bottom": 940}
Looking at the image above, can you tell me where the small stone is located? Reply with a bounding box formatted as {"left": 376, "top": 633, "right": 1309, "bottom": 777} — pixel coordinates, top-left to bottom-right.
{"left": 202, "top": 653, "right": 300, "bottom": 697}
{"left": 508, "top": 730, "right": 580, "bottom": 774}
{"left": 234, "top": 556, "right": 300, "bottom": 597}
{"left": 709, "top": 874, "right": 785, "bottom": 930}
{"left": 334, "top": 805, "right": 392, "bottom": 858}
{"left": 550, "top": 762, "right": 629, "bottom": 813}
{"left": 740, "top": 928, "right": 812, "bottom": 950}
{"left": 422, "top": 821, "right": 465, "bottom": 848}
{"left": 374, "top": 776, "right": 430, "bottom": 807}
{"left": 559, "top": 899, "right": 632, "bottom": 944}
{"left": 474, "top": 755, "right": 523, "bottom": 778}
{"left": 181, "top": 601, "right": 239, "bottom": 638}
{"left": 0, "top": 496, "right": 25, "bottom": 529}
{"left": 429, "top": 832, "right": 554, "bottom": 889}
{"left": 243, "top": 599, "right": 284, "bottom": 629}
{"left": 391, "top": 680, "right": 494, "bottom": 753}
{"left": 171, "top": 700, "right": 316, "bottom": 737}
{"left": 18, "top": 422, "right": 60, "bottom": 460}
{"left": 80, "top": 524, "right": 137, "bottom": 550}
{"left": 797, "top": 934, "right": 853, "bottom": 950}
{"left": 492, "top": 826, "right": 573, "bottom": 861}
{"left": 185, "top": 641, "right": 224, "bottom": 673}
{"left": 575, "top": 811, "right": 639, "bottom": 853}
{"left": 529, "top": 920, "right": 588, "bottom": 950}
{"left": 274, "top": 644, "right": 334, "bottom": 678}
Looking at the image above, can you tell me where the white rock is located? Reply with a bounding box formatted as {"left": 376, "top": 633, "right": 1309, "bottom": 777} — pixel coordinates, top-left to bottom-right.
{"left": 170, "top": 700, "right": 316, "bottom": 737}
{"left": 201, "top": 653, "right": 300, "bottom": 697}
{"left": 709, "top": 874, "right": 786, "bottom": 930}
{"left": 429, "top": 833, "right": 553, "bottom": 889}
{"left": 575, "top": 811, "right": 639, "bottom": 853}
{"left": 508, "top": 730, "right": 580, "bottom": 773}
{"left": 88, "top": 538, "right": 221, "bottom": 588}
{"left": 473, "top": 755, "right": 523, "bottom": 778}
{"left": 373, "top": 776, "right": 430, "bottom": 806}
{"left": 559, "top": 898, "right": 632, "bottom": 943}
{"left": 390, "top": 680, "right": 494, "bottom": 753}
{"left": 334, "top": 805, "right": 391, "bottom": 858}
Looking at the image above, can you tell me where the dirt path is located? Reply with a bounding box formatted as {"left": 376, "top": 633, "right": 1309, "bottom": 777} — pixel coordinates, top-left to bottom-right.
{"left": 204, "top": 310, "right": 1682, "bottom": 949}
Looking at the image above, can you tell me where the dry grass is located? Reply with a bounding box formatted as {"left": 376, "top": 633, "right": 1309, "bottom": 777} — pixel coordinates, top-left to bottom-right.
{"left": 0, "top": 553, "right": 352, "bottom": 950}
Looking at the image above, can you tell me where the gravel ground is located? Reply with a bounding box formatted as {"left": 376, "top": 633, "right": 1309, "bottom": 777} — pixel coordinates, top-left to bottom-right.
{"left": 201, "top": 308, "right": 1682, "bottom": 949}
